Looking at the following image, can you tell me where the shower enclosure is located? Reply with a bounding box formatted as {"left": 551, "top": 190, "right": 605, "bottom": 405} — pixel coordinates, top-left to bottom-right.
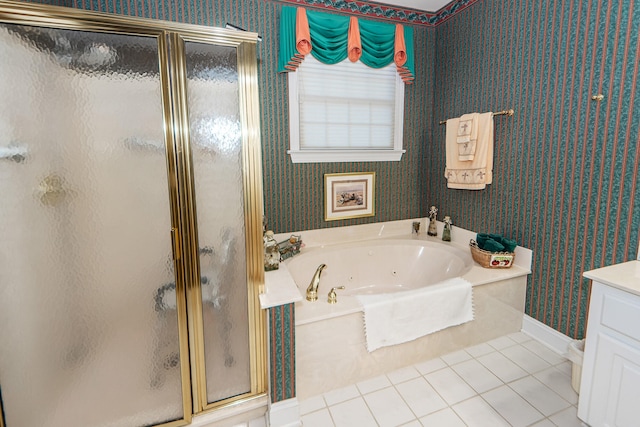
{"left": 0, "top": 2, "right": 266, "bottom": 427}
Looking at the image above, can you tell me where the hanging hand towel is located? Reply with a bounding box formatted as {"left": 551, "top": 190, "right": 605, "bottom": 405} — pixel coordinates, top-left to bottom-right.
{"left": 456, "top": 113, "right": 479, "bottom": 160}
{"left": 444, "top": 112, "right": 494, "bottom": 190}
{"left": 357, "top": 277, "right": 474, "bottom": 352}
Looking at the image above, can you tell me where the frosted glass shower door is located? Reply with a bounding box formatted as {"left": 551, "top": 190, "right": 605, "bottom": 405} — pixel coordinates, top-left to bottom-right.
{"left": 0, "top": 23, "right": 187, "bottom": 427}
{"left": 184, "top": 41, "right": 253, "bottom": 405}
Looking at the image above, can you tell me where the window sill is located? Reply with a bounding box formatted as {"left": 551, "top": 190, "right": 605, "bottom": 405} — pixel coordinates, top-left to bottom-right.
{"left": 287, "top": 149, "right": 405, "bottom": 163}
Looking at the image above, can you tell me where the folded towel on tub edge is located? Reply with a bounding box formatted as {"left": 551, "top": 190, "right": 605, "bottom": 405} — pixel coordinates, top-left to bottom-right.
{"left": 356, "top": 277, "right": 474, "bottom": 352}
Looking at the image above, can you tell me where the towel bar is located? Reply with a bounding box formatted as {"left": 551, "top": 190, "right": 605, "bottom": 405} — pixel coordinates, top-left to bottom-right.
{"left": 439, "top": 109, "right": 514, "bottom": 125}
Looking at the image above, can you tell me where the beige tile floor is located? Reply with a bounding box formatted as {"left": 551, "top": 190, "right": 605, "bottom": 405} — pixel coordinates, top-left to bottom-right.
{"left": 297, "top": 332, "right": 589, "bottom": 427}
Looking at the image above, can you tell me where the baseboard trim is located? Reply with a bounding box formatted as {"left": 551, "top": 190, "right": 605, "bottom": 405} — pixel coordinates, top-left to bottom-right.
{"left": 268, "top": 398, "right": 301, "bottom": 427}
{"left": 190, "top": 395, "right": 268, "bottom": 427}
{"left": 522, "top": 314, "right": 573, "bottom": 357}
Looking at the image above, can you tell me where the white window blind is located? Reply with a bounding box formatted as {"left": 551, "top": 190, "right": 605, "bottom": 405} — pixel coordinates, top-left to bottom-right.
{"left": 288, "top": 55, "right": 405, "bottom": 163}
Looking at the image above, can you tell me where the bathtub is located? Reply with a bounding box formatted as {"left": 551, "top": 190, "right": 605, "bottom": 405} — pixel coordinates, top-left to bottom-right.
{"left": 279, "top": 221, "right": 532, "bottom": 399}
{"left": 286, "top": 239, "right": 472, "bottom": 298}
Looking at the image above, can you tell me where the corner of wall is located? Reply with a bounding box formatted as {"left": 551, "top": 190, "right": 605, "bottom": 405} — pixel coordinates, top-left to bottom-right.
{"left": 521, "top": 314, "right": 574, "bottom": 357}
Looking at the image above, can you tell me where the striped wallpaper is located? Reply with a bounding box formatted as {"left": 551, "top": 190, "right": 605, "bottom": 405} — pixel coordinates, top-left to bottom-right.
{"left": 268, "top": 304, "right": 295, "bottom": 403}
{"left": 431, "top": 0, "right": 640, "bottom": 338}
{"left": 17, "top": 0, "right": 639, "bottom": 341}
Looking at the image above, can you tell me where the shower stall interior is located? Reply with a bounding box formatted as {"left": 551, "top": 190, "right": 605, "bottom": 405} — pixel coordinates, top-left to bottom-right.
{"left": 0, "top": 2, "right": 266, "bottom": 427}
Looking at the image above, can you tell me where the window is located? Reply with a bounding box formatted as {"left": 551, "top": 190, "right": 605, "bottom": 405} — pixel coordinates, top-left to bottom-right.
{"left": 288, "top": 55, "right": 405, "bottom": 163}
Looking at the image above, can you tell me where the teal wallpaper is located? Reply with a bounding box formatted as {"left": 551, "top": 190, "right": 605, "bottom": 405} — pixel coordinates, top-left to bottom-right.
{"left": 430, "top": 0, "right": 640, "bottom": 338}
{"left": 268, "top": 304, "right": 295, "bottom": 403}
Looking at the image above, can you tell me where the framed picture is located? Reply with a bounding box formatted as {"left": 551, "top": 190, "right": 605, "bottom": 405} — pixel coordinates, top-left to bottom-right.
{"left": 324, "top": 172, "right": 375, "bottom": 221}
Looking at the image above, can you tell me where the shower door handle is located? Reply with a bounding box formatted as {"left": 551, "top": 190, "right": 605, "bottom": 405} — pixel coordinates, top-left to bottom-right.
{"left": 171, "top": 227, "right": 181, "bottom": 260}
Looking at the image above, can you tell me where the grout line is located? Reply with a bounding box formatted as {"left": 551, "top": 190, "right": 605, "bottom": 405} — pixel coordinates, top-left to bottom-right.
{"left": 358, "top": 391, "right": 382, "bottom": 427}
{"left": 392, "top": 379, "right": 429, "bottom": 423}
{"left": 477, "top": 392, "right": 520, "bottom": 426}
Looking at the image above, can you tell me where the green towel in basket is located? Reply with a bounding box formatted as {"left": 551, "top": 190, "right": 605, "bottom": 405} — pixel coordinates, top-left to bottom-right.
{"left": 501, "top": 237, "right": 517, "bottom": 253}
{"left": 483, "top": 238, "right": 505, "bottom": 252}
{"left": 476, "top": 233, "right": 517, "bottom": 253}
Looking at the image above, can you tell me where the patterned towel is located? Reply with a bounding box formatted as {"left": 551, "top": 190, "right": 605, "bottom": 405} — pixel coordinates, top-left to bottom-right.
{"left": 445, "top": 112, "right": 494, "bottom": 190}
{"left": 457, "top": 113, "right": 479, "bottom": 161}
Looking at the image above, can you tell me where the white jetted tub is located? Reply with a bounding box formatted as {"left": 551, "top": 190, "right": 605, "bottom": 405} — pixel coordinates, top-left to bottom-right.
{"left": 286, "top": 239, "right": 472, "bottom": 297}
{"left": 277, "top": 220, "right": 532, "bottom": 399}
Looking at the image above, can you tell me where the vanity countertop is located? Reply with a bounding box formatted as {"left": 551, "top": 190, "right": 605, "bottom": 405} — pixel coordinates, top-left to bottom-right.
{"left": 583, "top": 260, "right": 640, "bottom": 297}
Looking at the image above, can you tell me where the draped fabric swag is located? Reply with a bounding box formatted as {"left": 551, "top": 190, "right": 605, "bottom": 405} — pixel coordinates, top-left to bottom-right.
{"left": 278, "top": 5, "right": 415, "bottom": 84}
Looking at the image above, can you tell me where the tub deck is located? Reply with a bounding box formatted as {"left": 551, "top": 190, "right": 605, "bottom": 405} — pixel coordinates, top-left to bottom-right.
{"left": 261, "top": 219, "right": 532, "bottom": 400}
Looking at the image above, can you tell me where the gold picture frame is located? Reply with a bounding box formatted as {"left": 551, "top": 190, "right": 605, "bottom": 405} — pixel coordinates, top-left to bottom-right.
{"left": 324, "top": 172, "right": 375, "bottom": 221}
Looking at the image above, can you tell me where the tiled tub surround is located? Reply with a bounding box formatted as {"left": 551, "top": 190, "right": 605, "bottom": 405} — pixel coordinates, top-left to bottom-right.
{"left": 268, "top": 219, "right": 532, "bottom": 400}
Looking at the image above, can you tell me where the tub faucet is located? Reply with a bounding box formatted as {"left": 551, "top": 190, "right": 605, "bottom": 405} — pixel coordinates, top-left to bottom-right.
{"left": 306, "top": 264, "right": 327, "bottom": 302}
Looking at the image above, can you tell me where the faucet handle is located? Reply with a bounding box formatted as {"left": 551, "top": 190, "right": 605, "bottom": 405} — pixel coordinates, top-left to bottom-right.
{"left": 327, "top": 286, "right": 346, "bottom": 304}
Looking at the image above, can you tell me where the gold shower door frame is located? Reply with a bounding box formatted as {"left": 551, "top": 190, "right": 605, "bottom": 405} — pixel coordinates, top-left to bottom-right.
{"left": 0, "top": 1, "right": 267, "bottom": 425}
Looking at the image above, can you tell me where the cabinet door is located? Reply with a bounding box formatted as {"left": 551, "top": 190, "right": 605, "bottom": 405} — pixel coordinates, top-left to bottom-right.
{"left": 581, "top": 331, "right": 640, "bottom": 427}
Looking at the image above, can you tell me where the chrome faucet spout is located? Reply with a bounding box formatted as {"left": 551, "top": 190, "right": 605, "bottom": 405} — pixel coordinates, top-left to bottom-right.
{"left": 306, "top": 263, "right": 327, "bottom": 302}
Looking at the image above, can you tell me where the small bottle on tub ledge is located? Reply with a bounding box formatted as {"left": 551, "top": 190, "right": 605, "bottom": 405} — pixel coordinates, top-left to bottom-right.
{"left": 442, "top": 216, "right": 452, "bottom": 242}
{"left": 427, "top": 205, "right": 438, "bottom": 236}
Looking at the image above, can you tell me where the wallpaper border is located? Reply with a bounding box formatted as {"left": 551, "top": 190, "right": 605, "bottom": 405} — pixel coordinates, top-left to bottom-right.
{"left": 276, "top": 0, "right": 480, "bottom": 26}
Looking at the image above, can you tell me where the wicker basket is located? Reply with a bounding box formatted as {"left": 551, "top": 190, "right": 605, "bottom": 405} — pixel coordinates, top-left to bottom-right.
{"left": 469, "top": 239, "right": 515, "bottom": 268}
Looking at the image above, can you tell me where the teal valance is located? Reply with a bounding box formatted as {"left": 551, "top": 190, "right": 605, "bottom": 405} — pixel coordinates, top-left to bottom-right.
{"left": 278, "top": 5, "right": 415, "bottom": 84}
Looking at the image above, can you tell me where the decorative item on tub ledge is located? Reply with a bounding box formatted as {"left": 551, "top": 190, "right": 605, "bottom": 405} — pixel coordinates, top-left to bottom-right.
{"left": 427, "top": 205, "right": 438, "bottom": 236}
{"left": 469, "top": 239, "right": 515, "bottom": 268}
{"left": 442, "top": 216, "right": 452, "bottom": 241}
{"left": 264, "top": 230, "right": 281, "bottom": 271}
{"left": 324, "top": 172, "right": 375, "bottom": 221}
{"left": 278, "top": 235, "right": 303, "bottom": 260}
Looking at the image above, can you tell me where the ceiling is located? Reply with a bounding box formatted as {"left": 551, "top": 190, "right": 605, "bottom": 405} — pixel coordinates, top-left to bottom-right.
{"left": 381, "top": 0, "right": 453, "bottom": 12}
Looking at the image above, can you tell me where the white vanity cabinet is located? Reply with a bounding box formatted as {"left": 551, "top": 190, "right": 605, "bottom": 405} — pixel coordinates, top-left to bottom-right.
{"left": 578, "top": 261, "right": 640, "bottom": 427}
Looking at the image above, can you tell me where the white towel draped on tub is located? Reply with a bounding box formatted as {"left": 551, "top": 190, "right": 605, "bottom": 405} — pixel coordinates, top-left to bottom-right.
{"left": 445, "top": 112, "right": 494, "bottom": 190}
{"left": 356, "top": 278, "right": 474, "bottom": 353}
